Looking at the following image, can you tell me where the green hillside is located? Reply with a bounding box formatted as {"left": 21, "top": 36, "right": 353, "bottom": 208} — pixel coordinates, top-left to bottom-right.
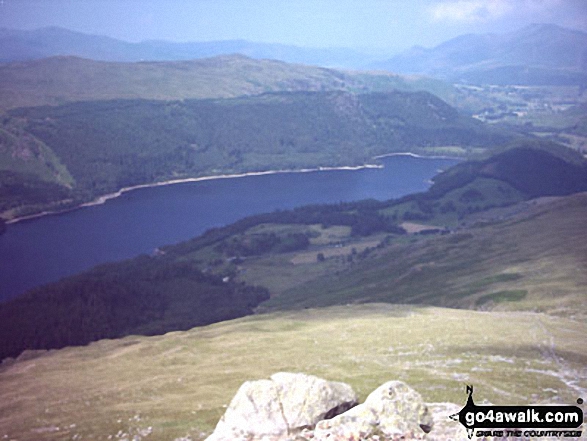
{"left": 1, "top": 305, "right": 585, "bottom": 440}
{"left": 0, "top": 119, "right": 73, "bottom": 186}
{"left": 0, "top": 55, "right": 458, "bottom": 111}
{"left": 262, "top": 192, "right": 587, "bottom": 317}
{"left": 0, "top": 117, "right": 76, "bottom": 218}
{"left": 1, "top": 90, "right": 510, "bottom": 219}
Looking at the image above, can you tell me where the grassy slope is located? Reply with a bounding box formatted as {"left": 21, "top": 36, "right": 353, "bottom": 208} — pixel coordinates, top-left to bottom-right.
{"left": 0, "top": 305, "right": 585, "bottom": 440}
{"left": 0, "top": 118, "right": 77, "bottom": 217}
{"left": 262, "top": 193, "right": 587, "bottom": 319}
{"left": 0, "top": 55, "right": 459, "bottom": 111}
{"left": 0, "top": 120, "right": 73, "bottom": 186}
{"left": 231, "top": 148, "right": 587, "bottom": 304}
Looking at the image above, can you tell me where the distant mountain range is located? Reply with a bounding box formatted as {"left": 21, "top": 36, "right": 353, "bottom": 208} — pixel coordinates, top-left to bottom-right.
{"left": 372, "top": 23, "right": 587, "bottom": 86}
{"left": 0, "top": 26, "right": 371, "bottom": 68}
{"left": 2, "top": 24, "right": 586, "bottom": 85}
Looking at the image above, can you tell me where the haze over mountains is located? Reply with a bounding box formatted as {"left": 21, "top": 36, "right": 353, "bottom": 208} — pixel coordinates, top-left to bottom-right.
{"left": 373, "top": 23, "right": 587, "bottom": 85}
{"left": 1, "top": 23, "right": 586, "bottom": 85}
{"left": 0, "top": 26, "right": 371, "bottom": 68}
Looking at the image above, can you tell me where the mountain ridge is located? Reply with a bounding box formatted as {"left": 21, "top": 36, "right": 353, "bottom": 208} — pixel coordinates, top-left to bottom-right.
{"left": 0, "top": 26, "right": 371, "bottom": 68}
{"left": 0, "top": 53, "right": 457, "bottom": 111}
{"left": 372, "top": 23, "right": 587, "bottom": 85}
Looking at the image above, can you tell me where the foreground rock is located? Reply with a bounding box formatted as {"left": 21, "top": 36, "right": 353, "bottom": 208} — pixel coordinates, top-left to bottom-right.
{"left": 425, "top": 402, "right": 470, "bottom": 441}
{"left": 205, "top": 372, "right": 358, "bottom": 441}
{"left": 308, "top": 380, "right": 433, "bottom": 440}
{"left": 206, "top": 373, "right": 565, "bottom": 440}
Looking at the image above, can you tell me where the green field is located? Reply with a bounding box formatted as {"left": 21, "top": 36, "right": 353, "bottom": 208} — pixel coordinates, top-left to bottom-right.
{"left": 1, "top": 305, "right": 585, "bottom": 440}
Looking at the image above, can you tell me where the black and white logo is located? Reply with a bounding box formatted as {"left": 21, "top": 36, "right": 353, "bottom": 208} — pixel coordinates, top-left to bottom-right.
{"left": 450, "top": 385, "right": 583, "bottom": 439}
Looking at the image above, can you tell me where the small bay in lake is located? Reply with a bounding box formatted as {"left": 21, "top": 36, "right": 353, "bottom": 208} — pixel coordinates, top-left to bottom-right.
{"left": 0, "top": 155, "right": 458, "bottom": 301}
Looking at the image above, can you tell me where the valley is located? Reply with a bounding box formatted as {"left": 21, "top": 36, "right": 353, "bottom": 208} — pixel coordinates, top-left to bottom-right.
{"left": 0, "top": 155, "right": 457, "bottom": 302}
{"left": 0, "top": 18, "right": 586, "bottom": 441}
{"left": 2, "top": 146, "right": 586, "bottom": 361}
{"left": 3, "top": 186, "right": 585, "bottom": 440}
{"left": 461, "top": 84, "right": 587, "bottom": 154}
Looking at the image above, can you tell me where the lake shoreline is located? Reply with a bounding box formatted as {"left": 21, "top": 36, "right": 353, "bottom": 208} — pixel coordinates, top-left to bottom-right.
{"left": 373, "top": 151, "right": 463, "bottom": 160}
{"left": 5, "top": 163, "right": 384, "bottom": 225}
{"left": 1, "top": 154, "right": 460, "bottom": 301}
{"left": 4, "top": 152, "right": 462, "bottom": 226}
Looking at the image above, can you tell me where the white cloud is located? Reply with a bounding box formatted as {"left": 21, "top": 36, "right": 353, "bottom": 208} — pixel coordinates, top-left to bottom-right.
{"left": 428, "top": 0, "right": 513, "bottom": 22}
{"left": 428, "top": 0, "right": 587, "bottom": 26}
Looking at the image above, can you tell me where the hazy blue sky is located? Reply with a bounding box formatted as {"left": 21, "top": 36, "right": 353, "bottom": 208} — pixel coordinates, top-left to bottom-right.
{"left": 1, "top": 0, "right": 586, "bottom": 52}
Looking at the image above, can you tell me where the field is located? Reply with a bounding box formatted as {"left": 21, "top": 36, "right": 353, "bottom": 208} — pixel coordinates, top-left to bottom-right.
{"left": 460, "top": 84, "right": 587, "bottom": 156}
{"left": 1, "top": 305, "right": 585, "bottom": 440}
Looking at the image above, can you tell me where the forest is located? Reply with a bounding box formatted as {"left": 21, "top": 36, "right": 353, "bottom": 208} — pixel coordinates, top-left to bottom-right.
{"left": 0, "top": 258, "right": 269, "bottom": 360}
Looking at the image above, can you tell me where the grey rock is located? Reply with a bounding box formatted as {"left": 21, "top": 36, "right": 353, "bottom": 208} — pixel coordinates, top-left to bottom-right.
{"left": 205, "top": 372, "right": 358, "bottom": 441}
{"left": 425, "top": 402, "right": 469, "bottom": 440}
{"left": 310, "top": 381, "right": 433, "bottom": 440}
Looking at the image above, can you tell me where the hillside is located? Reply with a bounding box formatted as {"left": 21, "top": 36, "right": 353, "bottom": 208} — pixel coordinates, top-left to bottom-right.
{"left": 2, "top": 147, "right": 585, "bottom": 361}
{"left": 0, "top": 258, "right": 269, "bottom": 360}
{"left": 0, "top": 26, "right": 371, "bottom": 67}
{"left": 374, "top": 23, "right": 587, "bottom": 85}
{"left": 1, "top": 90, "right": 509, "bottom": 219}
{"left": 0, "top": 305, "right": 585, "bottom": 440}
{"left": 0, "top": 54, "right": 457, "bottom": 111}
{"left": 0, "top": 116, "right": 75, "bottom": 217}
{"left": 262, "top": 192, "right": 587, "bottom": 317}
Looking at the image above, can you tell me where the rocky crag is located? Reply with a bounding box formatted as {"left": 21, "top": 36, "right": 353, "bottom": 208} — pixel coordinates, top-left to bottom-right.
{"left": 205, "top": 373, "right": 469, "bottom": 441}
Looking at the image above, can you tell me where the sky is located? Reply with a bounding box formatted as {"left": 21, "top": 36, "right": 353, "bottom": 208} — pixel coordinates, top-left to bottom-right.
{"left": 0, "top": 0, "right": 586, "bottom": 52}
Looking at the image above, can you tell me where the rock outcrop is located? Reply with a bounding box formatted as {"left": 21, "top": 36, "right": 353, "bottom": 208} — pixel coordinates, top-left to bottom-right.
{"left": 205, "top": 372, "right": 538, "bottom": 440}
{"left": 308, "top": 380, "right": 433, "bottom": 440}
{"left": 420, "top": 402, "right": 469, "bottom": 441}
{"left": 205, "top": 372, "right": 358, "bottom": 441}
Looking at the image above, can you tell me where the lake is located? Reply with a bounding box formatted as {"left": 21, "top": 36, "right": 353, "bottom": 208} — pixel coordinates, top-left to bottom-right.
{"left": 0, "top": 155, "right": 458, "bottom": 301}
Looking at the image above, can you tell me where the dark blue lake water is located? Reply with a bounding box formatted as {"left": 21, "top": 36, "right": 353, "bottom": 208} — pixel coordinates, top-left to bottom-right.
{"left": 0, "top": 155, "right": 458, "bottom": 301}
